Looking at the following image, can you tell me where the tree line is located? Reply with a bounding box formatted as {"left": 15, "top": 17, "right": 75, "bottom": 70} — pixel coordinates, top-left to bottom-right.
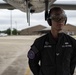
{"left": 0, "top": 28, "right": 20, "bottom": 35}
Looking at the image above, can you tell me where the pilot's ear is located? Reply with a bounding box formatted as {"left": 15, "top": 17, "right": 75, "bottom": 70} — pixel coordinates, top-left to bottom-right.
{"left": 47, "top": 10, "right": 52, "bottom": 26}
{"left": 47, "top": 18, "right": 52, "bottom": 26}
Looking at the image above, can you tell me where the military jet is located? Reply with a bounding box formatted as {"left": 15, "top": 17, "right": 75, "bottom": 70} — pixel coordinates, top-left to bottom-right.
{"left": 2, "top": 0, "right": 76, "bottom": 25}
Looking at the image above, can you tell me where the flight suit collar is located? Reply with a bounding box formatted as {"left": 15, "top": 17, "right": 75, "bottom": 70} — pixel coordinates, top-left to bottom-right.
{"left": 48, "top": 31, "right": 64, "bottom": 45}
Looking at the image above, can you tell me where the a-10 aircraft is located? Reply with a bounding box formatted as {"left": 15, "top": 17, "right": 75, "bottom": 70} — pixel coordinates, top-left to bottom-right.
{"left": 2, "top": 0, "right": 76, "bottom": 25}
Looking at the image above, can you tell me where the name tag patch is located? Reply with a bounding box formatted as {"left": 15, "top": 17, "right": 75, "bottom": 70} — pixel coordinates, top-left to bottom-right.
{"left": 44, "top": 41, "right": 52, "bottom": 48}
{"left": 44, "top": 45, "right": 52, "bottom": 48}
{"left": 62, "top": 44, "right": 72, "bottom": 47}
{"left": 62, "top": 42, "right": 72, "bottom": 48}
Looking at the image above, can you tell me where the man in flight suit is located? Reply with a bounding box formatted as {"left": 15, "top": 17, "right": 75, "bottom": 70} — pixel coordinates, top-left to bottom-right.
{"left": 27, "top": 6, "right": 76, "bottom": 75}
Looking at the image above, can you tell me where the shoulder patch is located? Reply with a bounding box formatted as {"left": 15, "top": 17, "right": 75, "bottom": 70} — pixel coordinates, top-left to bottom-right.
{"left": 27, "top": 50, "right": 35, "bottom": 59}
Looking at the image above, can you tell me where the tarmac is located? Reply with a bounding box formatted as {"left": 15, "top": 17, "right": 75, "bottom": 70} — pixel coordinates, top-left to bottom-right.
{"left": 0, "top": 35, "right": 40, "bottom": 75}
{"left": 0, "top": 35, "right": 76, "bottom": 75}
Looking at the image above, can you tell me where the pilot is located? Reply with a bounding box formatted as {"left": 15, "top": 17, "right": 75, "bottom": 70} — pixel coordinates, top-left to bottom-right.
{"left": 27, "top": 6, "right": 76, "bottom": 75}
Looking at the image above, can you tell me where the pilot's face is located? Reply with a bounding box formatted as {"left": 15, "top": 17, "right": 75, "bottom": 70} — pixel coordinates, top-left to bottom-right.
{"left": 51, "top": 11, "right": 66, "bottom": 31}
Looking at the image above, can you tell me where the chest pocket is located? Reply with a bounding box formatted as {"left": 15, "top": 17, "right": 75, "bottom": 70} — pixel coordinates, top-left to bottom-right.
{"left": 41, "top": 44, "right": 56, "bottom": 66}
{"left": 62, "top": 44, "right": 73, "bottom": 62}
{"left": 62, "top": 44, "right": 73, "bottom": 53}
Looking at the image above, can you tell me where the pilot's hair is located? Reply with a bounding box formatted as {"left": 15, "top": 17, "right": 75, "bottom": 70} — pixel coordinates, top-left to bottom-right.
{"left": 47, "top": 6, "right": 67, "bottom": 26}
{"left": 49, "top": 6, "right": 65, "bottom": 16}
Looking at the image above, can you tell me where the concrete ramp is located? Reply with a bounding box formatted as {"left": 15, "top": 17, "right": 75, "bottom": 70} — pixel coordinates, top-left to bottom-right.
{"left": 1, "top": 52, "right": 28, "bottom": 75}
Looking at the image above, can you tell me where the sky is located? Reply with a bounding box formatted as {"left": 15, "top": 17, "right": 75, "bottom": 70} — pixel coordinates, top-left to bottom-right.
{"left": 0, "top": 0, "right": 76, "bottom": 31}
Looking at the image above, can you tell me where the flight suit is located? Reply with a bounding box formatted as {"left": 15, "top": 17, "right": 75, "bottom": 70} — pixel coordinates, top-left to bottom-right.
{"left": 27, "top": 32, "right": 76, "bottom": 75}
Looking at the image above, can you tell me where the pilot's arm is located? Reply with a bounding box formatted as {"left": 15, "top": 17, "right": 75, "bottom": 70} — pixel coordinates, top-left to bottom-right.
{"left": 27, "top": 45, "right": 41, "bottom": 75}
{"left": 70, "top": 40, "right": 76, "bottom": 75}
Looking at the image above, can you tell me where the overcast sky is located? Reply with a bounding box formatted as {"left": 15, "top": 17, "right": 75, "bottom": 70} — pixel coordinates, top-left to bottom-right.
{"left": 0, "top": 0, "right": 76, "bottom": 31}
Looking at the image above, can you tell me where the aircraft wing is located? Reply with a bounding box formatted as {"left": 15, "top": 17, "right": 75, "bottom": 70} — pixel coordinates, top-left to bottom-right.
{"left": 3, "top": 0, "right": 76, "bottom": 26}
{"left": 0, "top": 3, "right": 15, "bottom": 9}
{"left": 3, "top": 0, "right": 56, "bottom": 25}
{"left": 1, "top": 0, "right": 76, "bottom": 12}
{"left": 52, "top": 1, "right": 76, "bottom": 10}
{"left": 3, "top": 0, "right": 56, "bottom": 13}
{"left": 1, "top": 1, "right": 76, "bottom": 10}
